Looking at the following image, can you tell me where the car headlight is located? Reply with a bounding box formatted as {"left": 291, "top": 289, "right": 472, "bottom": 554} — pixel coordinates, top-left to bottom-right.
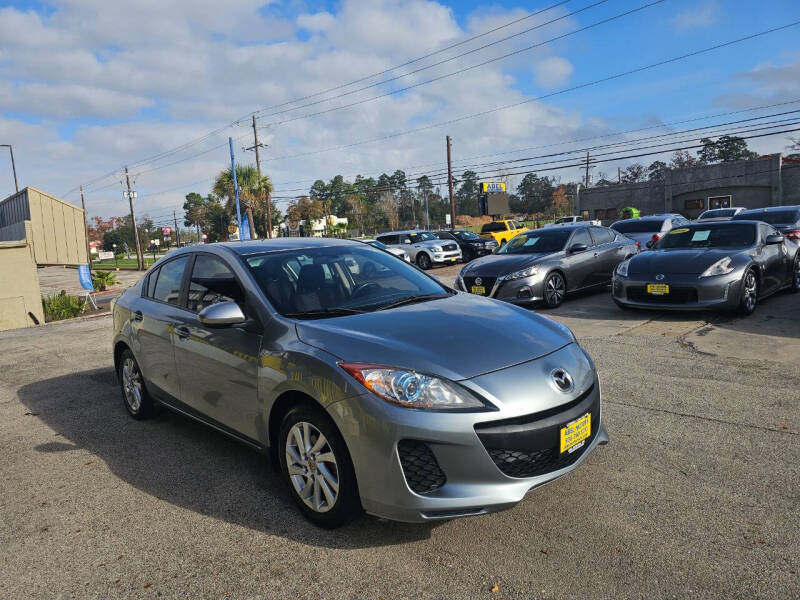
{"left": 616, "top": 260, "right": 630, "bottom": 277}
{"left": 504, "top": 266, "right": 538, "bottom": 281}
{"left": 340, "top": 363, "right": 488, "bottom": 410}
{"left": 431, "top": 245, "right": 442, "bottom": 253}
{"left": 700, "top": 256, "right": 734, "bottom": 277}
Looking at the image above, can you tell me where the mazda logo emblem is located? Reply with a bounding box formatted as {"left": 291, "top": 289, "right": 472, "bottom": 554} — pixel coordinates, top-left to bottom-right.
{"left": 550, "top": 369, "right": 574, "bottom": 393}
{"left": 475, "top": 277, "right": 482, "bottom": 285}
{"left": 655, "top": 274, "right": 665, "bottom": 281}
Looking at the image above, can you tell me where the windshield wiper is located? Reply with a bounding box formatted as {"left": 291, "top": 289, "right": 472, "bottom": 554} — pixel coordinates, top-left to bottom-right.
{"left": 284, "top": 308, "right": 366, "bottom": 319}
{"left": 377, "top": 293, "right": 449, "bottom": 311}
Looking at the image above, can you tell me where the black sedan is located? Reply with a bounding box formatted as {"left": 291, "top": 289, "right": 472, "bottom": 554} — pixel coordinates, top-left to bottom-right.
{"left": 613, "top": 221, "right": 800, "bottom": 314}
{"left": 456, "top": 225, "right": 638, "bottom": 307}
{"left": 434, "top": 229, "right": 498, "bottom": 261}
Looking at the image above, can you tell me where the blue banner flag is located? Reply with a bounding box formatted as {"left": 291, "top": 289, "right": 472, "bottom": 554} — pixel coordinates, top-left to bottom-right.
{"left": 241, "top": 214, "right": 251, "bottom": 241}
{"left": 78, "top": 264, "right": 94, "bottom": 291}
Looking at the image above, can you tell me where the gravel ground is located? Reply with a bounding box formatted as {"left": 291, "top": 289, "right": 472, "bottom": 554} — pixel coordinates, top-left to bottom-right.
{"left": 0, "top": 306, "right": 797, "bottom": 599}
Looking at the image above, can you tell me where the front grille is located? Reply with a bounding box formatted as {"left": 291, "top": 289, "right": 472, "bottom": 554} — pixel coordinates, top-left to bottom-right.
{"left": 442, "top": 242, "right": 459, "bottom": 252}
{"left": 626, "top": 285, "right": 698, "bottom": 303}
{"left": 487, "top": 437, "right": 594, "bottom": 478}
{"left": 398, "top": 440, "right": 446, "bottom": 494}
{"left": 463, "top": 276, "right": 497, "bottom": 295}
{"left": 475, "top": 385, "right": 599, "bottom": 479}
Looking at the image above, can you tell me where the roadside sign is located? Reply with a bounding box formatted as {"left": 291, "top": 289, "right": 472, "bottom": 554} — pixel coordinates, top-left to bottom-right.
{"left": 445, "top": 214, "right": 451, "bottom": 225}
{"left": 161, "top": 226, "right": 172, "bottom": 236}
{"left": 152, "top": 239, "right": 160, "bottom": 246}
{"left": 481, "top": 182, "right": 506, "bottom": 193}
{"left": 78, "top": 264, "right": 93, "bottom": 291}
{"left": 98, "top": 251, "right": 114, "bottom": 260}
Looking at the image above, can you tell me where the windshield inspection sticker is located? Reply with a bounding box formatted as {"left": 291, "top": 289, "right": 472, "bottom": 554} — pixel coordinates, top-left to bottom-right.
{"left": 670, "top": 228, "right": 690, "bottom": 234}
{"left": 691, "top": 230, "right": 711, "bottom": 242}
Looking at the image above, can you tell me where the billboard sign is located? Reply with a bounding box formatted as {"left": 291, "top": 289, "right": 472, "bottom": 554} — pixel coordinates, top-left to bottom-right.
{"left": 481, "top": 182, "right": 506, "bottom": 193}
{"left": 161, "top": 226, "right": 172, "bottom": 236}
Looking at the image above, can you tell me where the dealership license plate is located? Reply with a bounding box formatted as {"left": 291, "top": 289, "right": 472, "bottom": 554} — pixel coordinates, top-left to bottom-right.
{"left": 646, "top": 283, "right": 670, "bottom": 295}
{"left": 560, "top": 412, "right": 591, "bottom": 454}
{"left": 471, "top": 285, "right": 486, "bottom": 295}
{"left": 450, "top": 257, "right": 458, "bottom": 262}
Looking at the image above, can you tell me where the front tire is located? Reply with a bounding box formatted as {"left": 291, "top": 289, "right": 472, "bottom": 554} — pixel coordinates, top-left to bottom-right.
{"left": 416, "top": 252, "right": 432, "bottom": 270}
{"left": 118, "top": 349, "right": 157, "bottom": 419}
{"left": 543, "top": 271, "right": 566, "bottom": 308}
{"left": 278, "top": 404, "right": 362, "bottom": 528}
{"left": 738, "top": 268, "right": 758, "bottom": 316}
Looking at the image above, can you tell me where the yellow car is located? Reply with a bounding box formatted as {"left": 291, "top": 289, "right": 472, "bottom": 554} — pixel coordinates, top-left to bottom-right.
{"left": 478, "top": 220, "right": 529, "bottom": 247}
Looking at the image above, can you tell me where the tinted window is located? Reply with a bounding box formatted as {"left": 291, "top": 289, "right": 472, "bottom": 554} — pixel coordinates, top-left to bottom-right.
{"left": 244, "top": 246, "right": 448, "bottom": 318}
{"left": 151, "top": 256, "right": 188, "bottom": 305}
{"left": 497, "top": 230, "right": 571, "bottom": 254}
{"left": 611, "top": 219, "right": 667, "bottom": 233}
{"left": 656, "top": 224, "right": 756, "bottom": 249}
{"left": 590, "top": 227, "right": 614, "bottom": 245}
{"left": 570, "top": 228, "right": 592, "bottom": 247}
{"left": 759, "top": 223, "right": 777, "bottom": 240}
{"left": 481, "top": 222, "right": 505, "bottom": 233}
{"left": 435, "top": 232, "right": 455, "bottom": 241}
{"left": 454, "top": 230, "right": 481, "bottom": 241}
{"left": 187, "top": 255, "right": 244, "bottom": 312}
{"left": 375, "top": 234, "right": 397, "bottom": 245}
{"left": 761, "top": 210, "right": 800, "bottom": 225}
{"left": 700, "top": 208, "right": 737, "bottom": 219}
{"left": 408, "top": 232, "right": 437, "bottom": 243}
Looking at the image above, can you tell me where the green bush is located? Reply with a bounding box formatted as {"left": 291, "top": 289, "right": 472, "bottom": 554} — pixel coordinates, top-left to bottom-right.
{"left": 92, "top": 270, "right": 118, "bottom": 291}
{"left": 42, "top": 291, "right": 83, "bottom": 322}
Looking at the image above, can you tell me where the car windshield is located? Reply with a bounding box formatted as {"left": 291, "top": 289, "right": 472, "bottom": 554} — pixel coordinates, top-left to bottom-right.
{"left": 244, "top": 245, "right": 449, "bottom": 318}
{"left": 408, "top": 232, "right": 437, "bottom": 243}
{"left": 700, "top": 209, "right": 736, "bottom": 219}
{"left": 611, "top": 219, "right": 666, "bottom": 233}
{"left": 454, "top": 230, "right": 481, "bottom": 241}
{"left": 655, "top": 224, "right": 756, "bottom": 249}
{"left": 497, "top": 230, "right": 570, "bottom": 254}
{"left": 735, "top": 210, "right": 799, "bottom": 225}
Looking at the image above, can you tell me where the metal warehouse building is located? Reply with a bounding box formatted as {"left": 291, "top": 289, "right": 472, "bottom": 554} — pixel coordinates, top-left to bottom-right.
{"left": 575, "top": 154, "right": 800, "bottom": 223}
{"left": 0, "top": 187, "right": 89, "bottom": 330}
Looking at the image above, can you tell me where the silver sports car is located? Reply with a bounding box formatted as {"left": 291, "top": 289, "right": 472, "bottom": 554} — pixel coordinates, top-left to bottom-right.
{"left": 456, "top": 225, "right": 638, "bottom": 307}
{"left": 613, "top": 220, "right": 800, "bottom": 313}
{"left": 112, "top": 238, "right": 608, "bottom": 527}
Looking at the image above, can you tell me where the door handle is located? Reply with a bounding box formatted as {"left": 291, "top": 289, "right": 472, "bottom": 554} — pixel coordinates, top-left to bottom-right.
{"left": 175, "top": 326, "right": 190, "bottom": 340}
{"left": 130, "top": 310, "right": 143, "bottom": 322}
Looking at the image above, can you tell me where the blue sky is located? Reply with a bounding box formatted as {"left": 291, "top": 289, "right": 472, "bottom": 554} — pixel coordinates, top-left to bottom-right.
{"left": 0, "top": 0, "right": 798, "bottom": 220}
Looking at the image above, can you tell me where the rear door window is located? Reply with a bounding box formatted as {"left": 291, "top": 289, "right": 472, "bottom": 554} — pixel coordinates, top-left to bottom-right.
{"left": 151, "top": 256, "right": 189, "bottom": 305}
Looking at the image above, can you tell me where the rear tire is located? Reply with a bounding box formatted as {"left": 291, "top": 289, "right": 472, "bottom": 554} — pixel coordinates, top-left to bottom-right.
{"left": 118, "top": 349, "right": 157, "bottom": 420}
{"left": 278, "top": 403, "right": 362, "bottom": 528}
{"left": 416, "top": 253, "right": 432, "bottom": 270}
{"left": 543, "top": 271, "right": 566, "bottom": 308}
{"left": 738, "top": 268, "right": 758, "bottom": 316}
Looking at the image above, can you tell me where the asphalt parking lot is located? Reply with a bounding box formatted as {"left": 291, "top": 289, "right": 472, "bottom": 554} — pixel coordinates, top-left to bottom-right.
{"left": 1, "top": 265, "right": 798, "bottom": 599}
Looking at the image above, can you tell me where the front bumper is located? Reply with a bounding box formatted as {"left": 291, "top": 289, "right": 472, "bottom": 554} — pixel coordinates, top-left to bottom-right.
{"left": 431, "top": 249, "right": 462, "bottom": 265}
{"left": 456, "top": 272, "right": 547, "bottom": 305}
{"left": 328, "top": 345, "right": 607, "bottom": 523}
{"left": 612, "top": 271, "right": 743, "bottom": 310}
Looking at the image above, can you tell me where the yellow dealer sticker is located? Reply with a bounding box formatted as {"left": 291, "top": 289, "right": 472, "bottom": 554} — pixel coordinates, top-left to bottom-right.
{"left": 670, "top": 228, "right": 690, "bottom": 234}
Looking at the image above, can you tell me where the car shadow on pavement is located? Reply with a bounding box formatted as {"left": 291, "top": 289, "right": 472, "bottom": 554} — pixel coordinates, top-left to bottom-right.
{"left": 17, "top": 367, "right": 439, "bottom": 548}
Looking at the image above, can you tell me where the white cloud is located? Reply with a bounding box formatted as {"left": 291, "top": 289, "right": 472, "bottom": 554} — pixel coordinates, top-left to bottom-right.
{"left": 669, "top": 1, "right": 718, "bottom": 32}
{"left": 532, "top": 56, "right": 573, "bottom": 89}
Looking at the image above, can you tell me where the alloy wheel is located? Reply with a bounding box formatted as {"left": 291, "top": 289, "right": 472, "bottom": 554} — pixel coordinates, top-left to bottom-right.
{"left": 545, "top": 273, "right": 565, "bottom": 306}
{"left": 121, "top": 357, "right": 143, "bottom": 413}
{"left": 285, "top": 421, "right": 340, "bottom": 513}
{"left": 417, "top": 253, "right": 431, "bottom": 270}
{"left": 742, "top": 270, "right": 757, "bottom": 312}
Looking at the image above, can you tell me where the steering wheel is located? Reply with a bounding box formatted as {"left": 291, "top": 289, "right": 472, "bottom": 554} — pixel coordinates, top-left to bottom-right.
{"left": 351, "top": 282, "right": 381, "bottom": 299}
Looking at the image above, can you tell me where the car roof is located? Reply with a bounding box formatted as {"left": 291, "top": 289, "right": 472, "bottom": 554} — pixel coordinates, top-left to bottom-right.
{"left": 379, "top": 230, "right": 432, "bottom": 235}
{"left": 738, "top": 205, "right": 800, "bottom": 213}
{"left": 217, "top": 237, "right": 358, "bottom": 256}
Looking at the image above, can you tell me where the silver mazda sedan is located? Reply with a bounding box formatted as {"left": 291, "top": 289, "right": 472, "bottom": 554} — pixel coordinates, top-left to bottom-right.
{"left": 112, "top": 238, "right": 608, "bottom": 527}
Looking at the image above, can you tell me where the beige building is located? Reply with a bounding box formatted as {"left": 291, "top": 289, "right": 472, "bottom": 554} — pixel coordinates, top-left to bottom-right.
{"left": 0, "top": 187, "right": 89, "bottom": 330}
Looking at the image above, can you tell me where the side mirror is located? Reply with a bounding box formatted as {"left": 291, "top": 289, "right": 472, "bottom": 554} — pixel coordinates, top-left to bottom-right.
{"left": 403, "top": 238, "right": 411, "bottom": 244}
{"left": 568, "top": 243, "right": 588, "bottom": 254}
{"left": 765, "top": 233, "right": 784, "bottom": 245}
{"left": 645, "top": 240, "right": 654, "bottom": 249}
{"left": 198, "top": 301, "right": 246, "bottom": 326}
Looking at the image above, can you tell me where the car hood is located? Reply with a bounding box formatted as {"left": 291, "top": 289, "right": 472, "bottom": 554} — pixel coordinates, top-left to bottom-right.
{"left": 461, "top": 252, "right": 558, "bottom": 276}
{"left": 628, "top": 247, "right": 743, "bottom": 275}
{"left": 295, "top": 293, "right": 572, "bottom": 381}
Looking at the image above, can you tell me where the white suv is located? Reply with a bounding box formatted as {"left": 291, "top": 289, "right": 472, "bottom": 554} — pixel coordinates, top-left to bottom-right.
{"left": 375, "top": 230, "right": 462, "bottom": 269}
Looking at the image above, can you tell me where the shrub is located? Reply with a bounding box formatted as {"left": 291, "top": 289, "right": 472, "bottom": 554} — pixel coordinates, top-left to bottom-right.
{"left": 92, "top": 270, "right": 118, "bottom": 291}
{"left": 42, "top": 291, "right": 83, "bottom": 322}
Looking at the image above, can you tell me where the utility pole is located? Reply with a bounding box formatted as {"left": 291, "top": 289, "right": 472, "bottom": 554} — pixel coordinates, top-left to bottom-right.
{"left": 124, "top": 167, "right": 144, "bottom": 270}
{"left": 249, "top": 115, "right": 272, "bottom": 238}
{"left": 585, "top": 152, "right": 590, "bottom": 187}
{"left": 80, "top": 186, "right": 92, "bottom": 271}
{"left": 0, "top": 144, "right": 18, "bottom": 193}
{"left": 618, "top": 167, "right": 621, "bottom": 183}
{"left": 447, "top": 136, "right": 455, "bottom": 229}
{"left": 173, "top": 210, "right": 182, "bottom": 246}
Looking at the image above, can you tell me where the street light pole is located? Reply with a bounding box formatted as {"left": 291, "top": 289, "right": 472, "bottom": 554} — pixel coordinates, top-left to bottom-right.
{"left": 0, "top": 144, "right": 19, "bottom": 193}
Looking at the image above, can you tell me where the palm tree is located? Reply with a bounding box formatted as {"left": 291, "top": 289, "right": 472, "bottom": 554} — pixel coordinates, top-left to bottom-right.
{"left": 213, "top": 165, "right": 272, "bottom": 240}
